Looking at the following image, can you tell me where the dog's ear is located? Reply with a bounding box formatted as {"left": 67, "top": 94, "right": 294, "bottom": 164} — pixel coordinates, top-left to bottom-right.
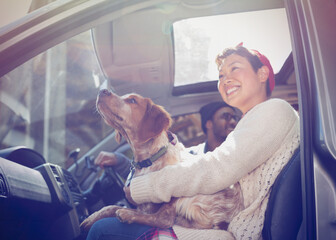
{"left": 115, "top": 130, "right": 122, "bottom": 143}
{"left": 138, "top": 100, "right": 172, "bottom": 143}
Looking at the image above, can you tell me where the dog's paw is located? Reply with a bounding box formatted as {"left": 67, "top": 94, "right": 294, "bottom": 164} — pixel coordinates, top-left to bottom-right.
{"left": 80, "top": 211, "right": 100, "bottom": 232}
{"left": 116, "top": 208, "right": 135, "bottom": 224}
{"left": 80, "top": 205, "right": 122, "bottom": 232}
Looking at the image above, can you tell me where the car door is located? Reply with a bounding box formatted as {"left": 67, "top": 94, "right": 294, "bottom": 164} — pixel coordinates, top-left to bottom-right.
{"left": 286, "top": 0, "right": 336, "bottom": 239}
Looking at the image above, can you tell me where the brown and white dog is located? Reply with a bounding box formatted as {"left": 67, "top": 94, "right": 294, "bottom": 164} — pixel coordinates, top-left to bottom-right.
{"left": 80, "top": 89, "right": 244, "bottom": 231}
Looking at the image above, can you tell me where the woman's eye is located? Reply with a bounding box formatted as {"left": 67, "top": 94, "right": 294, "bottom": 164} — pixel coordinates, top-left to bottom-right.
{"left": 219, "top": 74, "right": 226, "bottom": 82}
{"left": 231, "top": 66, "right": 238, "bottom": 72}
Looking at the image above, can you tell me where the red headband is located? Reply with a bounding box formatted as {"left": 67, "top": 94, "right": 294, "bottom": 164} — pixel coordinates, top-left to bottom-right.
{"left": 236, "top": 43, "right": 275, "bottom": 92}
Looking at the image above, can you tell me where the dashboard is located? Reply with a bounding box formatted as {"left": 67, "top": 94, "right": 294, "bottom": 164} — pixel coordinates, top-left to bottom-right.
{"left": 0, "top": 147, "right": 88, "bottom": 240}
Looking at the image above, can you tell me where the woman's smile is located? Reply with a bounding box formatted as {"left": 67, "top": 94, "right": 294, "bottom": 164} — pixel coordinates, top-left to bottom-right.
{"left": 225, "top": 85, "right": 240, "bottom": 97}
{"left": 218, "top": 54, "right": 268, "bottom": 114}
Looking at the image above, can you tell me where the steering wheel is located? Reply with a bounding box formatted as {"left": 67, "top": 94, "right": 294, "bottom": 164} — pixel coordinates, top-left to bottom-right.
{"left": 103, "top": 166, "right": 125, "bottom": 191}
{"left": 83, "top": 152, "right": 125, "bottom": 191}
{"left": 82, "top": 155, "right": 128, "bottom": 207}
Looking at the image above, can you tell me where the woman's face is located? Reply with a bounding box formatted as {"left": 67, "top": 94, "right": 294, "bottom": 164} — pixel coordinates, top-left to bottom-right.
{"left": 217, "top": 54, "right": 268, "bottom": 114}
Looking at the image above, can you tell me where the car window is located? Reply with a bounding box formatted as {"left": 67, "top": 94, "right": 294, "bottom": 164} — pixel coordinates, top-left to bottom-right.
{"left": 0, "top": 30, "right": 109, "bottom": 168}
{"left": 174, "top": 8, "right": 292, "bottom": 86}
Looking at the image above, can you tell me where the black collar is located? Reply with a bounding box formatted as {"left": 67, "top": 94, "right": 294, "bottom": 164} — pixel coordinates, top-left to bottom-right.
{"left": 131, "top": 145, "right": 168, "bottom": 169}
{"left": 131, "top": 131, "right": 176, "bottom": 170}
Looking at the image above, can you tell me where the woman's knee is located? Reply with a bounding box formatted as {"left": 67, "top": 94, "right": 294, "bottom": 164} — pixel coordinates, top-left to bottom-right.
{"left": 86, "top": 217, "right": 152, "bottom": 240}
{"left": 86, "top": 218, "right": 113, "bottom": 240}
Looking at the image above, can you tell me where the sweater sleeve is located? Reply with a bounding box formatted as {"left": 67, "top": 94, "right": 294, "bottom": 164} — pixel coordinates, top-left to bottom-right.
{"left": 130, "top": 99, "right": 299, "bottom": 204}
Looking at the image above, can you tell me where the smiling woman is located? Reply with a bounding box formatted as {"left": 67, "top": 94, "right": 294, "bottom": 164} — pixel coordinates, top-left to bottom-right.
{"left": 216, "top": 45, "right": 274, "bottom": 113}
{"left": 125, "top": 43, "right": 300, "bottom": 240}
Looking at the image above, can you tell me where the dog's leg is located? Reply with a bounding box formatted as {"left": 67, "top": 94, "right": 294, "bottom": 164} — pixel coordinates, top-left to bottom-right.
{"left": 116, "top": 202, "right": 176, "bottom": 228}
{"left": 80, "top": 205, "right": 123, "bottom": 232}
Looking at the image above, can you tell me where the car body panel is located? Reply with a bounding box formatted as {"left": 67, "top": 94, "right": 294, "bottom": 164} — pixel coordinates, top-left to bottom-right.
{"left": 286, "top": 0, "right": 336, "bottom": 238}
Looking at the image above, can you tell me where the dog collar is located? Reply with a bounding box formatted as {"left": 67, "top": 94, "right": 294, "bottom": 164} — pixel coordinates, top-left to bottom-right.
{"left": 126, "top": 132, "right": 177, "bottom": 186}
{"left": 131, "top": 131, "right": 177, "bottom": 169}
{"left": 131, "top": 145, "right": 168, "bottom": 169}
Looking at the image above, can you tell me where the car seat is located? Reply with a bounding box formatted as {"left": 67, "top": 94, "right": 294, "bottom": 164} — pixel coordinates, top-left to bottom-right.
{"left": 262, "top": 148, "right": 302, "bottom": 240}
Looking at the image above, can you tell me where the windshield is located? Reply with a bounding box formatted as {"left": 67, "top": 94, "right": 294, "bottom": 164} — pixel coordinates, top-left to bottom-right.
{"left": 0, "top": 30, "right": 110, "bottom": 168}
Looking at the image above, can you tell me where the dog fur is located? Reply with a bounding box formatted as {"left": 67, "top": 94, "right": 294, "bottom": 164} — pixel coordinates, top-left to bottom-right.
{"left": 80, "top": 89, "right": 244, "bottom": 231}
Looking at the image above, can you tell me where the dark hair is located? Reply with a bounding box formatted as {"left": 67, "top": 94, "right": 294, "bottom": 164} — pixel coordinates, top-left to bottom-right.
{"left": 215, "top": 45, "right": 271, "bottom": 97}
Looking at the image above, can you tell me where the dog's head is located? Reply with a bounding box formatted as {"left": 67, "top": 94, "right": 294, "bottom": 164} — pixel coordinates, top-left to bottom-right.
{"left": 96, "top": 89, "right": 172, "bottom": 144}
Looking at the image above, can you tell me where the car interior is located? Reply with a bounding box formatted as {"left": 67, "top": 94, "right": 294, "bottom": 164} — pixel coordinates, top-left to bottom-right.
{"left": 0, "top": 0, "right": 335, "bottom": 239}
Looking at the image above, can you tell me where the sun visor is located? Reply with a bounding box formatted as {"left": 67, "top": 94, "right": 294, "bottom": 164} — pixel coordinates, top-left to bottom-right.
{"left": 91, "top": 9, "right": 173, "bottom": 100}
{"left": 92, "top": 9, "right": 169, "bottom": 78}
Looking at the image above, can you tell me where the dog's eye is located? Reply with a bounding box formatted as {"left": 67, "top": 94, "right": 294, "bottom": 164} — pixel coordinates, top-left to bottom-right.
{"left": 126, "top": 98, "right": 137, "bottom": 104}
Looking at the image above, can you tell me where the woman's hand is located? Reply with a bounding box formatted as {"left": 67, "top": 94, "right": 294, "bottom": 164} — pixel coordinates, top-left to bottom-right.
{"left": 124, "top": 186, "right": 137, "bottom": 206}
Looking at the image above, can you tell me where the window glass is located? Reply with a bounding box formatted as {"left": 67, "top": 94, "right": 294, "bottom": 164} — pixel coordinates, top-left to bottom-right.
{"left": 173, "top": 8, "right": 292, "bottom": 86}
{"left": 0, "top": 31, "right": 110, "bottom": 168}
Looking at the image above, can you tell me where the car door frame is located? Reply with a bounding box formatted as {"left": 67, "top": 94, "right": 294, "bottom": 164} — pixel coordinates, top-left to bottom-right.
{"left": 285, "top": 0, "right": 336, "bottom": 239}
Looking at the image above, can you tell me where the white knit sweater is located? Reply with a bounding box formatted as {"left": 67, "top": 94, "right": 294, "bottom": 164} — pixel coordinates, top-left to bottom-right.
{"left": 130, "top": 99, "right": 300, "bottom": 240}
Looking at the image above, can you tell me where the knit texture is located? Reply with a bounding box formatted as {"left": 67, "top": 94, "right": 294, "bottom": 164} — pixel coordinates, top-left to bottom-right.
{"left": 130, "top": 99, "right": 300, "bottom": 240}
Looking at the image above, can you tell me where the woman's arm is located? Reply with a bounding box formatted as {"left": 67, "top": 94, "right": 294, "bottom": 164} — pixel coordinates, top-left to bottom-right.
{"left": 130, "top": 99, "right": 299, "bottom": 204}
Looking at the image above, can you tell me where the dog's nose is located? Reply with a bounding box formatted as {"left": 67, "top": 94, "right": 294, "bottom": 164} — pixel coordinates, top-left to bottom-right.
{"left": 99, "top": 89, "right": 111, "bottom": 96}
